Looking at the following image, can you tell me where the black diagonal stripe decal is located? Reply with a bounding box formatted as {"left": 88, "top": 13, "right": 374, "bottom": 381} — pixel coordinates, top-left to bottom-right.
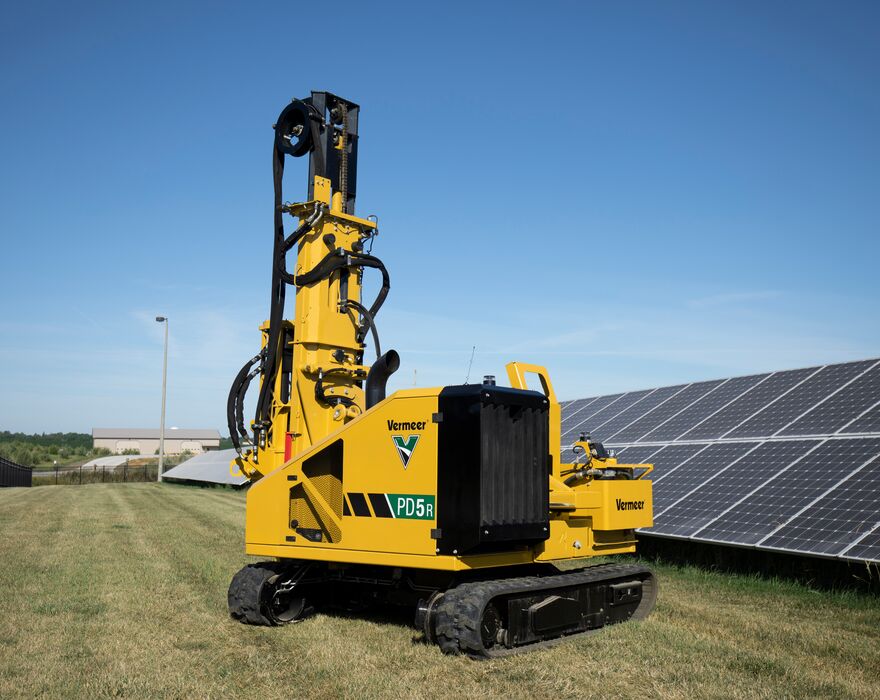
{"left": 368, "top": 493, "right": 393, "bottom": 518}
{"left": 347, "top": 492, "right": 371, "bottom": 517}
{"left": 343, "top": 495, "right": 352, "bottom": 517}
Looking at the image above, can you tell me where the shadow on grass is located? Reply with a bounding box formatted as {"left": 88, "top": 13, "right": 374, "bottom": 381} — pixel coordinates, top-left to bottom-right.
{"left": 318, "top": 603, "right": 428, "bottom": 646}
{"left": 636, "top": 534, "right": 880, "bottom": 595}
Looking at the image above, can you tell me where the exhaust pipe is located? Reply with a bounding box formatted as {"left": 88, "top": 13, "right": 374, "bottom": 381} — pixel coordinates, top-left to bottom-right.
{"left": 365, "top": 349, "right": 400, "bottom": 409}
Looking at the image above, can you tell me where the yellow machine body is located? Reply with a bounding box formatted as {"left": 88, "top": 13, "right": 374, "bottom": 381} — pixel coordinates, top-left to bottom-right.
{"left": 227, "top": 92, "right": 656, "bottom": 655}
{"left": 244, "top": 357, "right": 653, "bottom": 571}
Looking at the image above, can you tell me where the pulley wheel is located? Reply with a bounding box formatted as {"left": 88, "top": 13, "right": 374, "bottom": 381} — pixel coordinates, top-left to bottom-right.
{"left": 275, "top": 99, "right": 313, "bottom": 157}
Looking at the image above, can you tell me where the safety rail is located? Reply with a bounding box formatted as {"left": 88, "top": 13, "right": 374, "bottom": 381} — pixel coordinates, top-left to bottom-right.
{"left": 0, "top": 456, "right": 33, "bottom": 487}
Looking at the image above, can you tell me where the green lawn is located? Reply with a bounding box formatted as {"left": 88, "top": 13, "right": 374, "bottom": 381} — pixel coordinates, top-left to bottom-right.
{"left": 0, "top": 483, "right": 878, "bottom": 699}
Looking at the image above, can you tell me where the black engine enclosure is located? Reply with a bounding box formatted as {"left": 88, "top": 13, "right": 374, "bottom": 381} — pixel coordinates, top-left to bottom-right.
{"left": 435, "top": 384, "right": 551, "bottom": 555}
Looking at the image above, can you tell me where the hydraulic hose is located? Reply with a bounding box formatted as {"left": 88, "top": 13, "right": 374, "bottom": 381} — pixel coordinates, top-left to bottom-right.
{"left": 345, "top": 300, "right": 381, "bottom": 358}
{"left": 226, "top": 353, "right": 261, "bottom": 453}
{"left": 253, "top": 141, "right": 290, "bottom": 438}
{"left": 291, "top": 248, "right": 390, "bottom": 343}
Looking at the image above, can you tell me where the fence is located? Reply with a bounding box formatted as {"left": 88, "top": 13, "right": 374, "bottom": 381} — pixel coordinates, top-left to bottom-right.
{"left": 0, "top": 456, "right": 33, "bottom": 487}
{"left": 31, "top": 462, "right": 159, "bottom": 486}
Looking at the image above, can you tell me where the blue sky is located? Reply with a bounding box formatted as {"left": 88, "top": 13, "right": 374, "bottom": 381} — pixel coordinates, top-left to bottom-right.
{"left": 1, "top": 1, "right": 878, "bottom": 434}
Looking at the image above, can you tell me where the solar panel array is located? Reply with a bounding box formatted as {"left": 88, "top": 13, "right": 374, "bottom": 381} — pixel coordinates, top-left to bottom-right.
{"left": 559, "top": 358, "right": 880, "bottom": 564}
{"left": 162, "top": 449, "right": 248, "bottom": 487}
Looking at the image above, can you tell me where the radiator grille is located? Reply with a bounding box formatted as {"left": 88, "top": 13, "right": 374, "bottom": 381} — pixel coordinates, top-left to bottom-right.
{"left": 437, "top": 384, "right": 550, "bottom": 555}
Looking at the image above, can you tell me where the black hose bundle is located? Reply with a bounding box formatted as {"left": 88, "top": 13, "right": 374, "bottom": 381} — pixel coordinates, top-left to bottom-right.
{"left": 227, "top": 99, "right": 392, "bottom": 457}
{"left": 226, "top": 354, "right": 262, "bottom": 450}
{"left": 227, "top": 115, "right": 302, "bottom": 455}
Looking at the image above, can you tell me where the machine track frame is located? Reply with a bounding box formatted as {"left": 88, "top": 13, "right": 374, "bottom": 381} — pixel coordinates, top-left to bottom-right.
{"left": 431, "top": 563, "right": 657, "bottom": 658}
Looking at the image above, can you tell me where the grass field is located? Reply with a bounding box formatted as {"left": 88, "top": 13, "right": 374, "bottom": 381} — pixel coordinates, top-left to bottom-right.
{"left": 0, "top": 484, "right": 878, "bottom": 699}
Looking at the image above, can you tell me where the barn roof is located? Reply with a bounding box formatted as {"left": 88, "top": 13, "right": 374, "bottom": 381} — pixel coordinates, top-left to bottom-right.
{"left": 92, "top": 428, "right": 221, "bottom": 440}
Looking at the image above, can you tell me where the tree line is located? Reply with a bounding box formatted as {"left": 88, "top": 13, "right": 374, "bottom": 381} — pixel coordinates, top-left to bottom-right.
{"left": 0, "top": 431, "right": 111, "bottom": 467}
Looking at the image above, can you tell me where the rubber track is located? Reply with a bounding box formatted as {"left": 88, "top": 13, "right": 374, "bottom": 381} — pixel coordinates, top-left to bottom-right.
{"left": 433, "top": 563, "right": 657, "bottom": 658}
{"left": 228, "top": 562, "right": 283, "bottom": 626}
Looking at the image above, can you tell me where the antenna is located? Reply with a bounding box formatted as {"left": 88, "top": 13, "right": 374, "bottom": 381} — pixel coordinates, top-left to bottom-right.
{"left": 464, "top": 345, "right": 476, "bottom": 384}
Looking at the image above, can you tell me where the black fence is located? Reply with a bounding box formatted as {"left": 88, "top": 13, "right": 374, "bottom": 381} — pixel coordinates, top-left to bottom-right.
{"left": 0, "top": 456, "right": 33, "bottom": 487}
{"left": 32, "top": 462, "right": 160, "bottom": 486}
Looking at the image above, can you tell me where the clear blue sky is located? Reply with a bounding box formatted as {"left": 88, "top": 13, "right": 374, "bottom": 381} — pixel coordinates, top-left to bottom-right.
{"left": 1, "top": 1, "right": 878, "bottom": 434}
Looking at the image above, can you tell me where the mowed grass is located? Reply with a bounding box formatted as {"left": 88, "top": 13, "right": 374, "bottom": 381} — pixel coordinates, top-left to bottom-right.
{"left": 0, "top": 484, "right": 878, "bottom": 699}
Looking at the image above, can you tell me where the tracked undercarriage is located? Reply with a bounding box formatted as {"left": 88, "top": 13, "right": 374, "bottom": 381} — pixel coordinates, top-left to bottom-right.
{"left": 229, "top": 560, "right": 657, "bottom": 657}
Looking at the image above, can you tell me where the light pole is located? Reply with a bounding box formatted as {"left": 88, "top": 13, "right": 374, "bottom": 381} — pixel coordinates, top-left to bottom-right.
{"left": 156, "top": 316, "right": 169, "bottom": 482}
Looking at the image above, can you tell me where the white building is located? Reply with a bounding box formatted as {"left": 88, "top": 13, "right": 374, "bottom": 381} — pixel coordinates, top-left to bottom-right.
{"left": 91, "top": 428, "right": 221, "bottom": 455}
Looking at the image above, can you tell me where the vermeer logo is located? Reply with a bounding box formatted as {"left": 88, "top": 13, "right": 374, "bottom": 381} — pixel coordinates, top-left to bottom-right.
{"left": 616, "top": 498, "right": 645, "bottom": 511}
{"left": 392, "top": 435, "right": 420, "bottom": 469}
{"left": 387, "top": 420, "right": 427, "bottom": 431}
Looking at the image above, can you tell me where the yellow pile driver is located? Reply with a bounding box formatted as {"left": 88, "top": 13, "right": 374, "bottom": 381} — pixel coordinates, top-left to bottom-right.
{"left": 227, "top": 91, "right": 657, "bottom": 657}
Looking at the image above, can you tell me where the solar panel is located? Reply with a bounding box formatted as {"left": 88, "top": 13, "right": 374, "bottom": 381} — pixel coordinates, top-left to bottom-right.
{"left": 842, "top": 402, "right": 880, "bottom": 435}
{"left": 607, "top": 380, "right": 724, "bottom": 443}
{"left": 651, "top": 442, "right": 759, "bottom": 513}
{"left": 655, "top": 440, "right": 818, "bottom": 539}
{"left": 565, "top": 390, "right": 653, "bottom": 442}
{"left": 560, "top": 394, "right": 623, "bottom": 442}
{"left": 644, "top": 443, "right": 708, "bottom": 480}
{"left": 615, "top": 445, "right": 664, "bottom": 464}
{"left": 678, "top": 368, "right": 817, "bottom": 441}
{"left": 641, "top": 374, "right": 768, "bottom": 442}
{"left": 841, "top": 530, "right": 880, "bottom": 562}
{"left": 590, "top": 384, "right": 687, "bottom": 443}
{"left": 726, "top": 360, "right": 876, "bottom": 439}
{"left": 559, "top": 397, "right": 601, "bottom": 436}
{"left": 559, "top": 357, "right": 880, "bottom": 564}
{"left": 779, "top": 363, "right": 880, "bottom": 436}
{"left": 759, "top": 449, "right": 880, "bottom": 557}
{"left": 162, "top": 449, "right": 248, "bottom": 486}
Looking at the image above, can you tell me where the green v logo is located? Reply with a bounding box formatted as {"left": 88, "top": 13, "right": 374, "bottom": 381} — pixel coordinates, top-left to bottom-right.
{"left": 392, "top": 435, "right": 420, "bottom": 469}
